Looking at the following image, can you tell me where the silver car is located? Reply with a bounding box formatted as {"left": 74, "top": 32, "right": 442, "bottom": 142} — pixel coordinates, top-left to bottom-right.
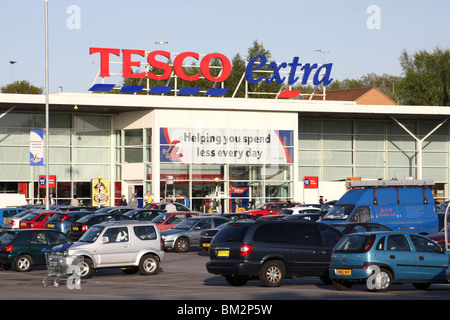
{"left": 161, "top": 216, "right": 231, "bottom": 253}
{"left": 58, "top": 220, "right": 164, "bottom": 279}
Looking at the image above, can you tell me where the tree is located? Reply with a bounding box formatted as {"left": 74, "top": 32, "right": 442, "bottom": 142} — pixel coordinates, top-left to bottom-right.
{"left": 1, "top": 80, "right": 43, "bottom": 94}
{"left": 396, "top": 47, "right": 450, "bottom": 106}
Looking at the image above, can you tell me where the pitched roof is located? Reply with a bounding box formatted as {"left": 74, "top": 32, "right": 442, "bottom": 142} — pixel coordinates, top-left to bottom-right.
{"left": 309, "top": 87, "right": 396, "bottom": 105}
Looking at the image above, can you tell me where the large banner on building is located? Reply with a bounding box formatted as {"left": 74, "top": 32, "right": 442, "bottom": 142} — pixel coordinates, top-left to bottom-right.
{"left": 160, "top": 128, "right": 293, "bottom": 164}
{"left": 30, "top": 129, "right": 44, "bottom": 166}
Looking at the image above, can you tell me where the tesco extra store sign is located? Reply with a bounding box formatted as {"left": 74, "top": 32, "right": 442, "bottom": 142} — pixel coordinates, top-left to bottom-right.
{"left": 90, "top": 47, "right": 333, "bottom": 87}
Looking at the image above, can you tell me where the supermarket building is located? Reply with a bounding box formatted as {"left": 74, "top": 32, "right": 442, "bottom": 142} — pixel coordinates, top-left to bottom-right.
{"left": 1, "top": 49, "right": 450, "bottom": 211}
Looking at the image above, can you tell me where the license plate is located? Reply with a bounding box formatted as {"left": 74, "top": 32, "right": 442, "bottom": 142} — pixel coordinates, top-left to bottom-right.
{"left": 217, "top": 250, "right": 229, "bottom": 257}
{"left": 20, "top": 222, "right": 26, "bottom": 226}
{"left": 72, "top": 226, "right": 79, "bottom": 231}
{"left": 202, "top": 243, "right": 210, "bottom": 247}
{"left": 337, "top": 269, "right": 351, "bottom": 275}
{"left": 47, "top": 224, "right": 54, "bottom": 228}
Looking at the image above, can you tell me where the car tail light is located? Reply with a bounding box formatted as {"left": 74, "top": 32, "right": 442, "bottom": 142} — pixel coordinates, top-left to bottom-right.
{"left": 82, "top": 224, "right": 88, "bottom": 232}
{"left": 160, "top": 238, "right": 163, "bottom": 250}
{"left": 4, "top": 245, "right": 14, "bottom": 252}
{"left": 240, "top": 244, "right": 254, "bottom": 257}
{"left": 10, "top": 220, "right": 15, "bottom": 226}
{"left": 363, "top": 234, "right": 376, "bottom": 253}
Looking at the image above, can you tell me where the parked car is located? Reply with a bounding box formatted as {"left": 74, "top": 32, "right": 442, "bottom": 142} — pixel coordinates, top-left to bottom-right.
{"left": 206, "top": 220, "right": 343, "bottom": 287}
{"left": 0, "top": 208, "right": 26, "bottom": 227}
{"left": 144, "top": 202, "right": 191, "bottom": 212}
{"left": 161, "top": 216, "right": 231, "bottom": 253}
{"left": 329, "top": 231, "right": 450, "bottom": 292}
{"left": 282, "top": 213, "right": 323, "bottom": 221}
{"left": 151, "top": 212, "right": 199, "bottom": 231}
{"left": 68, "top": 213, "right": 133, "bottom": 240}
{"left": 278, "top": 206, "right": 321, "bottom": 215}
{"left": 95, "top": 206, "right": 135, "bottom": 215}
{"left": 57, "top": 220, "right": 165, "bottom": 279}
{"left": 0, "top": 229, "right": 72, "bottom": 272}
{"left": 246, "top": 202, "right": 301, "bottom": 217}
{"left": 19, "top": 211, "right": 57, "bottom": 229}
{"left": 200, "top": 222, "right": 230, "bottom": 250}
{"left": 45, "top": 211, "right": 91, "bottom": 234}
{"left": 3, "top": 209, "right": 38, "bottom": 230}
{"left": 124, "top": 209, "right": 163, "bottom": 221}
{"left": 331, "top": 222, "right": 392, "bottom": 235}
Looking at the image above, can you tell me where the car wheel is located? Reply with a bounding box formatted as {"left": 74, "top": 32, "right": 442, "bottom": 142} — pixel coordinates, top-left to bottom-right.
{"left": 79, "top": 257, "right": 94, "bottom": 279}
{"left": 368, "top": 268, "right": 392, "bottom": 292}
{"left": 259, "top": 260, "right": 285, "bottom": 287}
{"left": 225, "top": 275, "right": 249, "bottom": 286}
{"left": 14, "top": 255, "right": 32, "bottom": 272}
{"left": 332, "top": 279, "right": 353, "bottom": 291}
{"left": 175, "top": 237, "right": 190, "bottom": 253}
{"left": 139, "top": 254, "right": 159, "bottom": 275}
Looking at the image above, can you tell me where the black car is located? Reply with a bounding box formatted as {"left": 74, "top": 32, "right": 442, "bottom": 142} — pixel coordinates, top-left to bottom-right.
{"left": 123, "top": 209, "right": 164, "bottom": 221}
{"left": 68, "top": 213, "right": 132, "bottom": 239}
{"left": 206, "top": 220, "right": 343, "bottom": 287}
{"left": 330, "top": 222, "right": 392, "bottom": 234}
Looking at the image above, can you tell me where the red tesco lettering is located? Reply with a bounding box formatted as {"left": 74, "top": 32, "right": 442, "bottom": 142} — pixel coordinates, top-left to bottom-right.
{"left": 90, "top": 47, "right": 232, "bottom": 83}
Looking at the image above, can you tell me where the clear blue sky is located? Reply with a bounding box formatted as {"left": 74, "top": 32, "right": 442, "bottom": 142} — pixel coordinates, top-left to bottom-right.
{"left": 1, "top": 0, "right": 449, "bottom": 93}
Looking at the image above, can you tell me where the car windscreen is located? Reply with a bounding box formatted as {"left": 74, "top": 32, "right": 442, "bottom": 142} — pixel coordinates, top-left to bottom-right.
{"left": 334, "top": 234, "right": 372, "bottom": 253}
{"left": 78, "top": 225, "right": 105, "bottom": 242}
{"left": 322, "top": 204, "right": 355, "bottom": 221}
{"left": 212, "top": 223, "right": 251, "bottom": 243}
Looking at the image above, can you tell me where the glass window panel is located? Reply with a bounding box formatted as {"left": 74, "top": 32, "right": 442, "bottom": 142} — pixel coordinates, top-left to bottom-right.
{"left": 0, "top": 147, "right": 28, "bottom": 162}
{"left": 49, "top": 129, "right": 71, "bottom": 146}
{"left": 323, "top": 135, "right": 352, "bottom": 149}
{"left": 423, "top": 167, "right": 447, "bottom": 181}
{"left": 387, "top": 121, "right": 416, "bottom": 135}
{"left": 0, "top": 113, "right": 31, "bottom": 127}
{"left": 125, "top": 129, "right": 143, "bottom": 146}
{"left": 355, "top": 167, "right": 384, "bottom": 179}
{"left": 160, "top": 163, "right": 189, "bottom": 176}
{"left": 387, "top": 136, "right": 415, "bottom": 151}
{"left": 422, "top": 137, "right": 447, "bottom": 151}
{"left": 74, "top": 147, "right": 110, "bottom": 163}
{"left": 355, "top": 135, "right": 384, "bottom": 150}
{"left": 145, "top": 128, "right": 152, "bottom": 145}
{"left": 298, "top": 166, "right": 319, "bottom": 179}
{"left": 388, "top": 151, "right": 416, "bottom": 166}
{"left": 387, "top": 167, "right": 415, "bottom": 179}
{"left": 298, "top": 134, "right": 319, "bottom": 149}
{"left": 323, "top": 166, "right": 352, "bottom": 180}
{"left": 75, "top": 115, "right": 110, "bottom": 130}
{"left": 71, "top": 164, "right": 110, "bottom": 180}
{"left": 298, "top": 150, "right": 319, "bottom": 165}
{"left": 34, "top": 164, "right": 71, "bottom": 180}
{"left": 74, "top": 130, "right": 110, "bottom": 146}
{"left": 356, "top": 151, "right": 385, "bottom": 166}
{"left": 0, "top": 165, "right": 29, "bottom": 180}
{"left": 299, "top": 119, "right": 319, "bottom": 133}
{"left": 124, "top": 148, "right": 143, "bottom": 163}
{"left": 194, "top": 164, "right": 225, "bottom": 180}
{"left": 355, "top": 121, "right": 385, "bottom": 134}
{"left": 35, "top": 114, "right": 71, "bottom": 128}
{"left": 323, "top": 120, "right": 352, "bottom": 134}
{"left": 0, "top": 128, "right": 29, "bottom": 145}
{"left": 422, "top": 152, "right": 447, "bottom": 166}
{"left": 264, "top": 165, "right": 291, "bottom": 180}
{"left": 323, "top": 151, "right": 352, "bottom": 165}
{"left": 50, "top": 147, "right": 71, "bottom": 163}
{"left": 419, "top": 122, "right": 448, "bottom": 136}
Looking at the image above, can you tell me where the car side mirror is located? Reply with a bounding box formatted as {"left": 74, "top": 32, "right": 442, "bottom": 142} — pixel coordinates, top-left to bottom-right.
{"left": 101, "top": 236, "right": 109, "bottom": 243}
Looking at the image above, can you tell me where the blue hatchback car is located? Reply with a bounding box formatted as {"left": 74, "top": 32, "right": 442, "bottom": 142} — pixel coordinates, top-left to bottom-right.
{"left": 329, "top": 231, "right": 449, "bottom": 292}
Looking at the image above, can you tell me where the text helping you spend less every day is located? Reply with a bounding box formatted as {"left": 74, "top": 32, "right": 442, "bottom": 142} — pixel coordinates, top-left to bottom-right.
{"left": 186, "top": 132, "right": 271, "bottom": 160}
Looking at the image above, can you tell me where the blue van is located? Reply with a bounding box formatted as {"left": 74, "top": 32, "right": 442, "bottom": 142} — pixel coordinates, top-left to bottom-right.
{"left": 320, "top": 180, "right": 438, "bottom": 234}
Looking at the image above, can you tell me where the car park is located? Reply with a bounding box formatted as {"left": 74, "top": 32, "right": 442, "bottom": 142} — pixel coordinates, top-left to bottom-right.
{"left": 0, "top": 208, "right": 26, "bottom": 227}
{"left": 59, "top": 220, "right": 165, "bottom": 279}
{"left": 206, "top": 220, "right": 343, "bottom": 287}
{"left": 246, "top": 202, "right": 301, "bottom": 217}
{"left": 123, "top": 209, "right": 163, "bottom": 221}
{"left": 19, "top": 211, "right": 57, "bottom": 229}
{"left": 68, "top": 213, "right": 133, "bottom": 240}
{"left": 278, "top": 206, "right": 321, "bottom": 215}
{"left": 161, "top": 216, "right": 230, "bottom": 253}
{"left": 329, "top": 231, "right": 450, "bottom": 292}
{"left": 45, "top": 211, "right": 91, "bottom": 235}
{"left": 0, "top": 229, "right": 72, "bottom": 272}
{"left": 151, "top": 212, "right": 199, "bottom": 231}
{"left": 331, "top": 222, "right": 392, "bottom": 235}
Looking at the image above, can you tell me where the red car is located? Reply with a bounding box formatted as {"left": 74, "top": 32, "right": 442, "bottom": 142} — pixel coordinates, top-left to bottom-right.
{"left": 152, "top": 212, "right": 199, "bottom": 230}
{"left": 427, "top": 231, "right": 449, "bottom": 249}
{"left": 247, "top": 202, "right": 302, "bottom": 217}
{"left": 19, "top": 211, "right": 57, "bottom": 229}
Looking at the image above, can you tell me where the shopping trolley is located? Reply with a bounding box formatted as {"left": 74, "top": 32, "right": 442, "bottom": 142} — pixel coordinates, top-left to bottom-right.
{"left": 42, "top": 244, "right": 83, "bottom": 288}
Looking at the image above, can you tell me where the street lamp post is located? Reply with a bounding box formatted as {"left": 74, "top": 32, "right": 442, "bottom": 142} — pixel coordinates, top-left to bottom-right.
{"left": 9, "top": 61, "right": 17, "bottom": 83}
{"left": 44, "top": 0, "right": 50, "bottom": 210}
{"left": 315, "top": 49, "right": 329, "bottom": 100}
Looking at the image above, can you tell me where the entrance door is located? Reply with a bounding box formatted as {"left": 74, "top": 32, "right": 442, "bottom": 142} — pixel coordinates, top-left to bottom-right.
{"left": 128, "top": 184, "right": 143, "bottom": 208}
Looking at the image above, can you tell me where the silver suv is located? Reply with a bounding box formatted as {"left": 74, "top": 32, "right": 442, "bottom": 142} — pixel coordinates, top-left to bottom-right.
{"left": 60, "top": 220, "right": 164, "bottom": 279}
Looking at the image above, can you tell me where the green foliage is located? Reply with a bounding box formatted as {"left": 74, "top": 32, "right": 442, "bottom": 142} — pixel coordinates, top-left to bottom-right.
{"left": 1, "top": 80, "right": 43, "bottom": 94}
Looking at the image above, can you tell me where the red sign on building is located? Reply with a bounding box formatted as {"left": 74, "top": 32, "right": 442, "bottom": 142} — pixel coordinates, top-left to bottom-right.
{"left": 304, "top": 176, "right": 318, "bottom": 189}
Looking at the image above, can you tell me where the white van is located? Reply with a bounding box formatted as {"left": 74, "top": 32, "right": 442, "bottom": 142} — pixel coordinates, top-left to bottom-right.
{"left": 0, "top": 194, "right": 27, "bottom": 207}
